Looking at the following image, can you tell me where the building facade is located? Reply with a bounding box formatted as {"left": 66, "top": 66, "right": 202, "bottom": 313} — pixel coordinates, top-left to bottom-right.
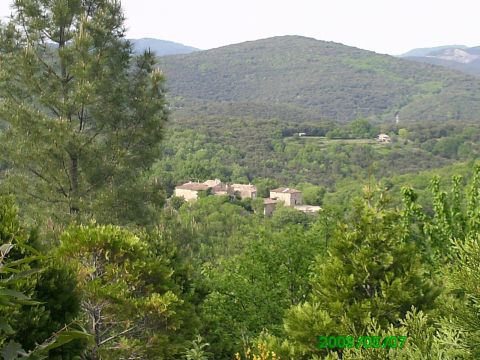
{"left": 174, "top": 182, "right": 210, "bottom": 201}
{"left": 203, "top": 179, "right": 232, "bottom": 196}
{"left": 232, "top": 184, "right": 257, "bottom": 199}
{"left": 263, "top": 198, "right": 278, "bottom": 216}
{"left": 270, "top": 187, "right": 302, "bottom": 206}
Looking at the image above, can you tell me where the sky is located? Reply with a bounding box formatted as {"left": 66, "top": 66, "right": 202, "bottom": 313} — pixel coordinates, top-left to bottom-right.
{"left": 0, "top": 0, "right": 478, "bottom": 55}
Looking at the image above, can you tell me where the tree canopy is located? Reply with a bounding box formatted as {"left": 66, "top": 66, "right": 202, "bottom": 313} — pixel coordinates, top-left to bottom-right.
{"left": 0, "top": 0, "right": 168, "bottom": 225}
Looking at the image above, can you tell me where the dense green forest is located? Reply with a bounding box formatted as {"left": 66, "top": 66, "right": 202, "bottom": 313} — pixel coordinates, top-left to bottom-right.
{"left": 158, "top": 36, "right": 480, "bottom": 122}
{"left": 1, "top": 1, "right": 480, "bottom": 360}
{"left": 153, "top": 116, "right": 480, "bottom": 208}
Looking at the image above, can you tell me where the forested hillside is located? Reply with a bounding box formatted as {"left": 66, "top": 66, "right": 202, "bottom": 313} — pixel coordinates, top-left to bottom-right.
{"left": 153, "top": 116, "right": 480, "bottom": 209}
{"left": 158, "top": 36, "right": 480, "bottom": 122}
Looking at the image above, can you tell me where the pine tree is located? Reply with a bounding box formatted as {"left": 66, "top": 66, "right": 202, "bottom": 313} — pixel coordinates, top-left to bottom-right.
{"left": 0, "top": 0, "right": 168, "bottom": 225}
{"left": 282, "top": 192, "right": 439, "bottom": 357}
{"left": 437, "top": 165, "right": 480, "bottom": 358}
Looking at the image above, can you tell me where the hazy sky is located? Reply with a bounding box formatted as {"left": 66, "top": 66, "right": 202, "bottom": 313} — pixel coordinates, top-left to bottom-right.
{"left": 0, "top": 0, "right": 478, "bottom": 55}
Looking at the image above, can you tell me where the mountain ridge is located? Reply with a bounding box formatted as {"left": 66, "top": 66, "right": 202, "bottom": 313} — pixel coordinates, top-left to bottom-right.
{"left": 131, "top": 38, "right": 199, "bottom": 56}
{"left": 401, "top": 45, "right": 480, "bottom": 76}
{"left": 157, "top": 36, "right": 480, "bottom": 123}
{"left": 400, "top": 45, "right": 468, "bottom": 58}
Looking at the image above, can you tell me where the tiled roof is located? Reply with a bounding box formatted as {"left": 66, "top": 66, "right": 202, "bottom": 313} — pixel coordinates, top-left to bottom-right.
{"left": 270, "top": 187, "right": 301, "bottom": 194}
{"left": 176, "top": 182, "right": 209, "bottom": 191}
{"left": 232, "top": 184, "right": 257, "bottom": 191}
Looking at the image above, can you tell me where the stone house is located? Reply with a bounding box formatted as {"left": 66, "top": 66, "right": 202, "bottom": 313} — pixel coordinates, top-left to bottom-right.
{"left": 174, "top": 182, "right": 210, "bottom": 201}
{"left": 231, "top": 184, "right": 257, "bottom": 199}
{"left": 270, "top": 187, "right": 302, "bottom": 206}
{"left": 203, "top": 179, "right": 232, "bottom": 196}
{"left": 263, "top": 198, "right": 278, "bottom": 216}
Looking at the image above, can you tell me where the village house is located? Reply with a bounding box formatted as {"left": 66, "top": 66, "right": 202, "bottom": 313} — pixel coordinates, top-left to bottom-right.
{"left": 263, "top": 198, "right": 278, "bottom": 216}
{"left": 231, "top": 184, "right": 257, "bottom": 199}
{"left": 174, "top": 181, "right": 320, "bottom": 216}
{"left": 270, "top": 187, "right": 302, "bottom": 206}
{"left": 174, "top": 182, "right": 210, "bottom": 201}
{"left": 377, "top": 133, "right": 392, "bottom": 143}
{"left": 203, "top": 179, "right": 232, "bottom": 196}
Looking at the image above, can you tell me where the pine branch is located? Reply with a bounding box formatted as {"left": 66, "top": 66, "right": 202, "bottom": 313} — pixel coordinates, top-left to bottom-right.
{"left": 98, "top": 326, "right": 137, "bottom": 346}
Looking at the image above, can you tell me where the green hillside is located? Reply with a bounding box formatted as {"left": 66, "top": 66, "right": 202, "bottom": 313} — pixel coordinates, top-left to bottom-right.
{"left": 158, "top": 35, "right": 480, "bottom": 122}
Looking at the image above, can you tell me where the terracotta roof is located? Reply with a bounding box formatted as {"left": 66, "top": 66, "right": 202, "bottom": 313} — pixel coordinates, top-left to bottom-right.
{"left": 264, "top": 198, "right": 278, "bottom": 204}
{"left": 270, "top": 187, "right": 301, "bottom": 194}
{"left": 176, "top": 182, "right": 209, "bottom": 191}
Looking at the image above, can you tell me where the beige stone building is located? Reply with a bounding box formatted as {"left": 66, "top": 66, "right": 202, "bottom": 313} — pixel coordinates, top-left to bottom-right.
{"left": 263, "top": 198, "right": 278, "bottom": 216}
{"left": 175, "top": 180, "right": 321, "bottom": 216}
{"left": 174, "top": 182, "right": 210, "bottom": 201}
{"left": 270, "top": 188, "right": 302, "bottom": 206}
{"left": 231, "top": 184, "right": 257, "bottom": 199}
{"left": 203, "top": 179, "right": 232, "bottom": 196}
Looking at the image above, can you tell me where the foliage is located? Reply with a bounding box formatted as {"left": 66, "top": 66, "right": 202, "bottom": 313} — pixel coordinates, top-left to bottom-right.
{"left": 281, "top": 192, "right": 440, "bottom": 357}
{"left": 11, "top": 262, "right": 86, "bottom": 359}
{"left": 201, "top": 224, "right": 324, "bottom": 357}
{"left": 444, "top": 232, "right": 480, "bottom": 357}
{"left": 325, "top": 118, "right": 378, "bottom": 139}
{"left": 0, "top": 0, "right": 168, "bottom": 225}
{"left": 0, "top": 197, "right": 89, "bottom": 359}
{"left": 184, "top": 335, "right": 211, "bottom": 360}
{"left": 322, "top": 308, "right": 468, "bottom": 360}
{"left": 57, "top": 223, "right": 189, "bottom": 359}
{"left": 234, "top": 341, "right": 281, "bottom": 360}
{"left": 296, "top": 183, "right": 325, "bottom": 206}
{"left": 270, "top": 206, "right": 311, "bottom": 228}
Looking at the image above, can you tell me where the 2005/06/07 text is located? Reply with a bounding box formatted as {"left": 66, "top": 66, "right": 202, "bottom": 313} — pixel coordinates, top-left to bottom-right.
{"left": 317, "top": 335, "right": 408, "bottom": 349}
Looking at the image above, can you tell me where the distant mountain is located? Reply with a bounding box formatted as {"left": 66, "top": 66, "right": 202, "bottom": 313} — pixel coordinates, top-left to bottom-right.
{"left": 400, "top": 45, "right": 468, "bottom": 58}
{"left": 401, "top": 46, "right": 480, "bottom": 76}
{"left": 131, "top": 38, "right": 199, "bottom": 56}
{"left": 157, "top": 36, "right": 480, "bottom": 123}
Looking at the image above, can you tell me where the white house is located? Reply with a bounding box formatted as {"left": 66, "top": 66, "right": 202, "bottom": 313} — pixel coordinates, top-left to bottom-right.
{"left": 377, "top": 134, "right": 391, "bottom": 143}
